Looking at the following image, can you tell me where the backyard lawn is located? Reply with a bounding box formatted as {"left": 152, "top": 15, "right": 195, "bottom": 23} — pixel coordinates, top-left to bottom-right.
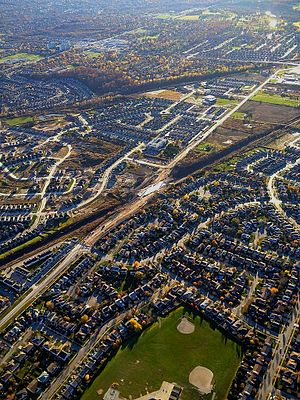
{"left": 81, "top": 307, "right": 241, "bottom": 400}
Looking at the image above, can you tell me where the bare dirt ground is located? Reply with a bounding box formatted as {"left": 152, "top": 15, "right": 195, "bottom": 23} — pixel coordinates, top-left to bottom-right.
{"left": 211, "top": 118, "right": 272, "bottom": 144}
{"left": 177, "top": 317, "right": 195, "bottom": 334}
{"left": 35, "top": 119, "right": 69, "bottom": 131}
{"left": 143, "top": 89, "right": 183, "bottom": 101}
{"left": 264, "top": 131, "right": 296, "bottom": 150}
{"left": 239, "top": 102, "right": 300, "bottom": 124}
{"left": 189, "top": 366, "right": 214, "bottom": 394}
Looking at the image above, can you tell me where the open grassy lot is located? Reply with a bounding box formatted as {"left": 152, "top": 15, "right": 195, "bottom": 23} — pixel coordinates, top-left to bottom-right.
{"left": 232, "top": 112, "right": 247, "bottom": 120}
{"left": 0, "top": 236, "right": 42, "bottom": 261}
{"left": 4, "top": 116, "right": 34, "bottom": 126}
{"left": 216, "top": 98, "right": 238, "bottom": 107}
{"left": 81, "top": 307, "right": 241, "bottom": 400}
{"left": 293, "top": 21, "right": 300, "bottom": 31}
{"left": 195, "top": 142, "right": 218, "bottom": 153}
{"left": 178, "top": 15, "right": 200, "bottom": 21}
{"left": 0, "top": 53, "right": 42, "bottom": 63}
{"left": 141, "top": 35, "right": 159, "bottom": 40}
{"left": 251, "top": 91, "right": 300, "bottom": 107}
{"left": 156, "top": 13, "right": 176, "bottom": 19}
{"left": 85, "top": 51, "right": 103, "bottom": 58}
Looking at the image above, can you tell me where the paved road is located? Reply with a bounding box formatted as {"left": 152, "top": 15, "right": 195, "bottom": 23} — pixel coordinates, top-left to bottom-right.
{"left": 0, "top": 242, "right": 63, "bottom": 275}
{"left": 40, "top": 311, "right": 127, "bottom": 400}
{"left": 163, "top": 91, "right": 195, "bottom": 114}
{"left": 0, "top": 327, "right": 32, "bottom": 366}
{"left": 32, "top": 144, "right": 72, "bottom": 229}
{"left": 167, "top": 67, "right": 289, "bottom": 170}
{"left": 125, "top": 157, "right": 169, "bottom": 169}
{"left": 0, "top": 243, "right": 84, "bottom": 332}
{"left": 268, "top": 156, "right": 300, "bottom": 231}
{"left": 84, "top": 195, "right": 151, "bottom": 246}
{"left": 1, "top": 65, "right": 299, "bottom": 400}
{"left": 74, "top": 143, "right": 145, "bottom": 213}
{"left": 1, "top": 65, "right": 296, "bottom": 342}
{"left": 41, "top": 280, "right": 174, "bottom": 399}
{"left": 266, "top": 131, "right": 300, "bottom": 231}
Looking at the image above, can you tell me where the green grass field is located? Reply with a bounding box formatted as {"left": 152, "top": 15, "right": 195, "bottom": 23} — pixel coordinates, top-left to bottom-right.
{"left": 0, "top": 53, "right": 42, "bottom": 64}
{"left": 195, "top": 142, "right": 215, "bottom": 152}
{"left": 178, "top": 15, "right": 200, "bottom": 20}
{"left": 0, "top": 236, "right": 42, "bottom": 261}
{"left": 141, "top": 35, "right": 159, "bottom": 40}
{"left": 232, "top": 112, "right": 246, "bottom": 120}
{"left": 216, "top": 98, "right": 238, "bottom": 107}
{"left": 155, "top": 13, "right": 175, "bottom": 19}
{"left": 4, "top": 116, "right": 34, "bottom": 126}
{"left": 251, "top": 91, "right": 300, "bottom": 107}
{"left": 293, "top": 21, "right": 300, "bottom": 31}
{"left": 85, "top": 51, "right": 103, "bottom": 58}
{"left": 81, "top": 308, "right": 241, "bottom": 400}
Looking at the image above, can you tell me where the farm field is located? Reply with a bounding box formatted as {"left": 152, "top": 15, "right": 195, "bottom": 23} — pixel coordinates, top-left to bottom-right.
{"left": 81, "top": 307, "right": 241, "bottom": 400}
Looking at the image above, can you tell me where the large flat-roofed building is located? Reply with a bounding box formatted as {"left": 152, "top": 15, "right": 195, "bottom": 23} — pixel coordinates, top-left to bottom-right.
{"left": 202, "top": 95, "right": 217, "bottom": 106}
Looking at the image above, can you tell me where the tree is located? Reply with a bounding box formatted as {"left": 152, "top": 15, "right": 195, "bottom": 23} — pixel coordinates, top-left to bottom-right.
{"left": 45, "top": 301, "right": 54, "bottom": 310}
{"left": 81, "top": 314, "right": 89, "bottom": 324}
{"left": 129, "top": 318, "right": 142, "bottom": 331}
{"left": 135, "top": 271, "right": 144, "bottom": 280}
{"left": 270, "top": 287, "right": 278, "bottom": 295}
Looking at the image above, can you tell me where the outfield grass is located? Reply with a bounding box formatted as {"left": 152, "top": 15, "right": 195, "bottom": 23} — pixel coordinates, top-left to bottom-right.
{"left": 81, "top": 307, "right": 241, "bottom": 400}
{"left": 0, "top": 53, "right": 42, "bottom": 64}
{"left": 251, "top": 91, "right": 300, "bottom": 107}
{"left": 5, "top": 116, "right": 34, "bottom": 126}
